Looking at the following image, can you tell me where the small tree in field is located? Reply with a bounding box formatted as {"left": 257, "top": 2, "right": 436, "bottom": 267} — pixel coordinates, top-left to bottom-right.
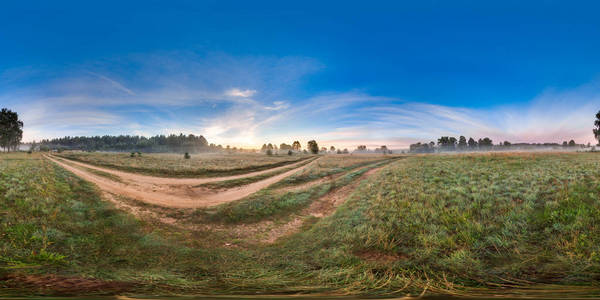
{"left": 287, "top": 150, "right": 293, "bottom": 156}
{"left": 594, "top": 110, "right": 600, "bottom": 145}
{"left": 266, "top": 149, "right": 273, "bottom": 156}
{"left": 184, "top": 152, "right": 191, "bottom": 159}
{"left": 307, "top": 140, "right": 319, "bottom": 154}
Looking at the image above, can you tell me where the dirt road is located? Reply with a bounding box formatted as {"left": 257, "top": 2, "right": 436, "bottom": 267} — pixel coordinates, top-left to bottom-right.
{"left": 46, "top": 155, "right": 318, "bottom": 208}
{"left": 49, "top": 155, "right": 315, "bottom": 185}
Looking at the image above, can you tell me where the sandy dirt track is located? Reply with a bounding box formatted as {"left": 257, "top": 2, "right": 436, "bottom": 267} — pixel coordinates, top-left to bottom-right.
{"left": 49, "top": 155, "right": 315, "bottom": 185}
{"left": 46, "top": 155, "right": 318, "bottom": 208}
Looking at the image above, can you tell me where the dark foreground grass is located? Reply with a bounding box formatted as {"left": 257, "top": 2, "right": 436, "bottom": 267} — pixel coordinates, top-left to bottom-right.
{"left": 2, "top": 152, "right": 600, "bottom": 297}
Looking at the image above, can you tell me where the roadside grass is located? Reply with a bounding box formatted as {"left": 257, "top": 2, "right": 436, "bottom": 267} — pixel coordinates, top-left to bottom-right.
{"left": 55, "top": 152, "right": 312, "bottom": 178}
{"left": 196, "top": 157, "right": 318, "bottom": 190}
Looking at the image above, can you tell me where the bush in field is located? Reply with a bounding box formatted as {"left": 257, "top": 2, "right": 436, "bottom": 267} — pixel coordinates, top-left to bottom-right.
{"left": 287, "top": 150, "right": 293, "bottom": 156}
{"left": 184, "top": 152, "right": 191, "bottom": 159}
{"left": 266, "top": 149, "right": 273, "bottom": 156}
{"left": 130, "top": 152, "right": 136, "bottom": 157}
{"left": 137, "top": 151, "right": 142, "bottom": 157}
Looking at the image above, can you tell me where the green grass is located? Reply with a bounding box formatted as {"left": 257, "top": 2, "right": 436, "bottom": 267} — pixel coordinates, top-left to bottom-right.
{"left": 2, "top": 152, "right": 600, "bottom": 297}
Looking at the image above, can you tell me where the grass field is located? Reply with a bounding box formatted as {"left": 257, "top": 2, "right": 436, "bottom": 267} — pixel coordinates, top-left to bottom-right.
{"left": 2, "top": 152, "right": 600, "bottom": 297}
{"left": 55, "top": 151, "right": 312, "bottom": 177}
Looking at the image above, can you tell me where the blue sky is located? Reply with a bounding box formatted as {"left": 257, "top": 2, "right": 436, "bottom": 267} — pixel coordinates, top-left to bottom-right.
{"left": 1, "top": 0, "right": 599, "bottom": 148}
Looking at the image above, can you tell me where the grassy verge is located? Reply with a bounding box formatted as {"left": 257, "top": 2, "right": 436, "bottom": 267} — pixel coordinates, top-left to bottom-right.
{"left": 196, "top": 157, "right": 317, "bottom": 190}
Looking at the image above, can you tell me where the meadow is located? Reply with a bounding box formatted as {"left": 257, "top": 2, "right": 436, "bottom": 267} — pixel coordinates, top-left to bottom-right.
{"left": 1, "top": 151, "right": 599, "bottom": 297}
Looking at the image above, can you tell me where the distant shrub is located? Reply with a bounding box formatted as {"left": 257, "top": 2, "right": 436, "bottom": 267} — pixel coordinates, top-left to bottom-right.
{"left": 184, "top": 152, "right": 191, "bottom": 159}
{"left": 27, "top": 150, "right": 32, "bottom": 154}
{"left": 287, "top": 150, "right": 293, "bottom": 156}
{"left": 266, "top": 149, "right": 273, "bottom": 156}
{"left": 137, "top": 151, "right": 142, "bottom": 157}
{"left": 130, "top": 152, "right": 136, "bottom": 157}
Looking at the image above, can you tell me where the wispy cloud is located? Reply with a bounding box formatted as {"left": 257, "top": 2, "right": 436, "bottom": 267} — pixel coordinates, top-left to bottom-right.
{"left": 2, "top": 51, "right": 598, "bottom": 149}
{"left": 87, "top": 72, "right": 136, "bottom": 96}
{"left": 225, "top": 88, "right": 256, "bottom": 98}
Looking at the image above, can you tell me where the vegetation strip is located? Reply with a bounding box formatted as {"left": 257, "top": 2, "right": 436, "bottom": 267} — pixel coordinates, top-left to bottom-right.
{"left": 196, "top": 157, "right": 318, "bottom": 189}
{"left": 199, "top": 158, "right": 400, "bottom": 224}
{"left": 269, "top": 156, "right": 398, "bottom": 189}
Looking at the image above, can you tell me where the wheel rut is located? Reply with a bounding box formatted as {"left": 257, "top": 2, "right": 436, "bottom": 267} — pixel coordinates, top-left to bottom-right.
{"left": 46, "top": 155, "right": 318, "bottom": 208}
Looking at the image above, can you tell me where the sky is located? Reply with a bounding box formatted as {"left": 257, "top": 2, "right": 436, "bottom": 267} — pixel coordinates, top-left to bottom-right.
{"left": 1, "top": 0, "right": 600, "bottom": 149}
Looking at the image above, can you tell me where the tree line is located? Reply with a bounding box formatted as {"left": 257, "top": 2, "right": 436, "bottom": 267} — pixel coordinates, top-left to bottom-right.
{"left": 39, "top": 134, "right": 220, "bottom": 153}
{"left": 410, "top": 136, "right": 589, "bottom": 153}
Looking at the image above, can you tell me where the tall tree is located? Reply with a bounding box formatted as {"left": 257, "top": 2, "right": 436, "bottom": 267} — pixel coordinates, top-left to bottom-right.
{"left": 468, "top": 137, "right": 477, "bottom": 149}
{"left": 458, "top": 136, "right": 467, "bottom": 149}
{"left": 292, "top": 141, "right": 301, "bottom": 151}
{"left": 594, "top": 110, "right": 600, "bottom": 145}
{"left": 0, "top": 108, "right": 24, "bottom": 152}
{"left": 307, "top": 140, "right": 319, "bottom": 154}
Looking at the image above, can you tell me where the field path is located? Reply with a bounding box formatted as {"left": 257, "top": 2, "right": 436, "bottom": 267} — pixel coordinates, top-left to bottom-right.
{"left": 49, "top": 155, "right": 314, "bottom": 185}
{"left": 262, "top": 165, "right": 386, "bottom": 243}
{"left": 45, "top": 155, "right": 318, "bottom": 208}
